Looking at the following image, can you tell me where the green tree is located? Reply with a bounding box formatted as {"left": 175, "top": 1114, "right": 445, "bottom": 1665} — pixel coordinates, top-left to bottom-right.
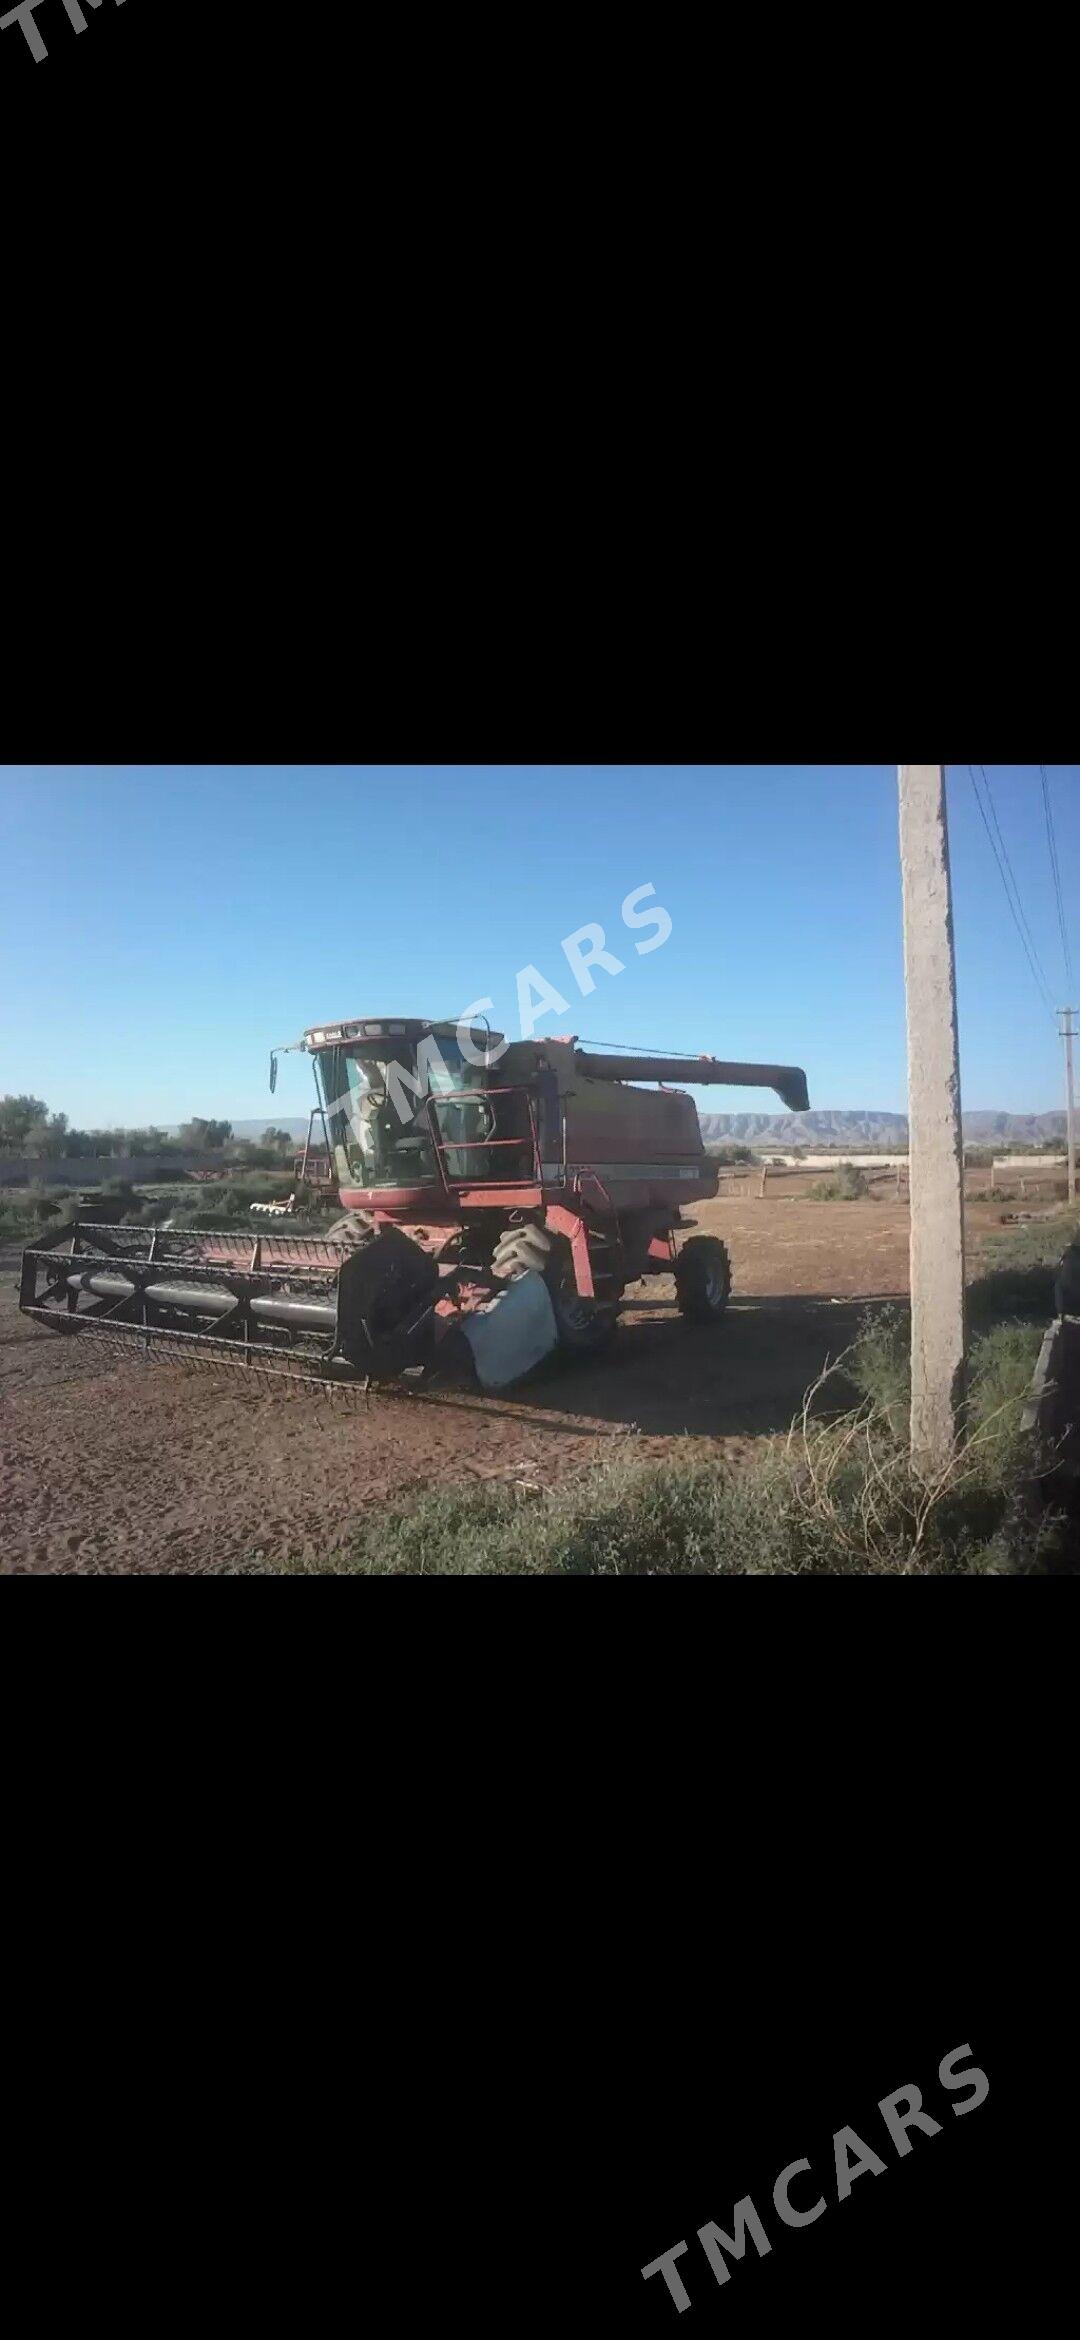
{"left": 0, "top": 1094, "right": 50, "bottom": 1149}
{"left": 177, "top": 1117, "right": 233, "bottom": 1150}
{"left": 121, "top": 1126, "right": 168, "bottom": 1155}
{"left": 23, "top": 1112, "right": 69, "bottom": 1158}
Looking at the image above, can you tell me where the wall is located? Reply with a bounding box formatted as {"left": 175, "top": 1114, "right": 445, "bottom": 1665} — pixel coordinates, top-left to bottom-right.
{"left": 0, "top": 1152, "right": 229, "bottom": 1188}
{"left": 753, "top": 1154, "right": 912, "bottom": 1171}
{"left": 990, "top": 1157, "right": 1067, "bottom": 1174}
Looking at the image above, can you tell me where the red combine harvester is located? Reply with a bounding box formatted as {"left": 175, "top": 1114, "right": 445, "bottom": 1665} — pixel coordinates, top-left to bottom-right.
{"left": 20, "top": 1018, "right": 809, "bottom": 1391}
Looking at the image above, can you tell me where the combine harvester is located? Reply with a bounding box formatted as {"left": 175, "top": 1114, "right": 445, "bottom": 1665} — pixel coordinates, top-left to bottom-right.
{"left": 20, "top": 1017, "right": 809, "bottom": 1392}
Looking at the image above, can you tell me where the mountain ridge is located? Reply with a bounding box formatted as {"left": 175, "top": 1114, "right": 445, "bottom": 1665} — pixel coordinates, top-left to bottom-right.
{"left": 697, "top": 1109, "right": 1067, "bottom": 1146}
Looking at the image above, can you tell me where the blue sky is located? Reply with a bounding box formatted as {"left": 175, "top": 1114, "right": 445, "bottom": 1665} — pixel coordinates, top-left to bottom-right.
{"left": 1, "top": 766, "right": 1076, "bottom": 1126}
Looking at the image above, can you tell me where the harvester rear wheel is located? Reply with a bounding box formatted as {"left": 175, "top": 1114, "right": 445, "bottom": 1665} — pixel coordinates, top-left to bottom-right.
{"left": 674, "top": 1235, "right": 732, "bottom": 1322}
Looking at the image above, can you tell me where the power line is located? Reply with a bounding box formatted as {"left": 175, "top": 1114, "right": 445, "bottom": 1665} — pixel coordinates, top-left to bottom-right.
{"left": 1039, "top": 763, "right": 1073, "bottom": 989}
{"left": 977, "top": 764, "right": 1051, "bottom": 996}
{"left": 968, "top": 764, "right": 1054, "bottom": 1008}
{"left": 966, "top": 764, "right": 1055, "bottom": 1015}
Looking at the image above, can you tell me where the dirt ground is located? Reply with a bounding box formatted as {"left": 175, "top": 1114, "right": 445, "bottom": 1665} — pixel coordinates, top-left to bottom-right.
{"left": 0, "top": 1177, "right": 1031, "bottom": 1573}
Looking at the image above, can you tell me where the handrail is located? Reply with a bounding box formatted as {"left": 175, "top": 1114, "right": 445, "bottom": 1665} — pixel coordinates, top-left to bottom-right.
{"left": 423, "top": 1086, "right": 541, "bottom": 1193}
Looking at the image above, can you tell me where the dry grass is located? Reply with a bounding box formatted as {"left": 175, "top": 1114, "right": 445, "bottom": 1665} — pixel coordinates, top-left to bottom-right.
{"left": 280, "top": 1319, "right": 1068, "bottom": 1576}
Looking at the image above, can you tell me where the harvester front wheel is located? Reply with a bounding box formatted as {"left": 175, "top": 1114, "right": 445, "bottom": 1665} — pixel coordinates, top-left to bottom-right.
{"left": 324, "top": 1210, "right": 378, "bottom": 1252}
{"left": 675, "top": 1235, "right": 732, "bottom": 1322}
{"left": 492, "top": 1223, "right": 619, "bottom": 1357}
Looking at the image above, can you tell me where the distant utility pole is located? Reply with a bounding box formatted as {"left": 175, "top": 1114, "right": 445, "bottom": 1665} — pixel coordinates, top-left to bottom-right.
{"left": 1060, "top": 1007, "right": 1077, "bottom": 1202}
{"left": 898, "top": 766, "right": 967, "bottom": 1467}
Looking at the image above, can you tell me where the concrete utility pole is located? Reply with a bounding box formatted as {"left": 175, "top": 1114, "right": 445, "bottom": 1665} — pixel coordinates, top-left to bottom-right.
{"left": 1060, "top": 1008, "right": 1077, "bottom": 1203}
{"left": 898, "top": 766, "right": 967, "bottom": 1467}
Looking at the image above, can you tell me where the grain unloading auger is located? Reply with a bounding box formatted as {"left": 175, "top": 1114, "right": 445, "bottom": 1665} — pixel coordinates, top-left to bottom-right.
{"left": 20, "top": 1020, "right": 809, "bottom": 1392}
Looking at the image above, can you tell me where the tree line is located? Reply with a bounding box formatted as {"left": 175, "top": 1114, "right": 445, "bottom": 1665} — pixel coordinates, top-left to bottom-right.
{"left": 0, "top": 1095, "right": 295, "bottom": 1160}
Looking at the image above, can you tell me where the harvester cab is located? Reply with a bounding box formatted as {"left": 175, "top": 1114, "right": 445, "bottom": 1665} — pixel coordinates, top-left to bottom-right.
{"left": 21, "top": 1020, "right": 809, "bottom": 1393}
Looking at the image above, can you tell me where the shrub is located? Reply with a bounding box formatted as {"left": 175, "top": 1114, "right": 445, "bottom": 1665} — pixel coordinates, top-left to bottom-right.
{"left": 0, "top": 1200, "right": 34, "bottom": 1242}
{"left": 165, "top": 1174, "right": 327, "bottom": 1233}
{"left": 809, "top": 1162, "right": 869, "bottom": 1201}
{"left": 847, "top": 1305, "right": 909, "bottom": 1436}
{"left": 965, "top": 1210, "right": 1080, "bottom": 1333}
{"left": 230, "top": 1141, "right": 296, "bottom": 1169}
{"left": 276, "top": 1432, "right": 1056, "bottom": 1577}
{"left": 972, "top": 1209, "right": 1080, "bottom": 1277}
{"left": 278, "top": 1307, "right": 1067, "bottom": 1578}
{"left": 966, "top": 1320, "right": 1046, "bottom": 1489}
{"left": 52, "top": 1189, "right": 85, "bottom": 1218}
{"left": 101, "top": 1177, "right": 138, "bottom": 1209}
{"left": 0, "top": 1184, "right": 84, "bottom": 1242}
{"left": 169, "top": 1174, "right": 282, "bottom": 1223}
{"left": 846, "top": 1304, "right": 1043, "bottom": 1487}
{"left": 24, "top": 1182, "right": 83, "bottom": 1222}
